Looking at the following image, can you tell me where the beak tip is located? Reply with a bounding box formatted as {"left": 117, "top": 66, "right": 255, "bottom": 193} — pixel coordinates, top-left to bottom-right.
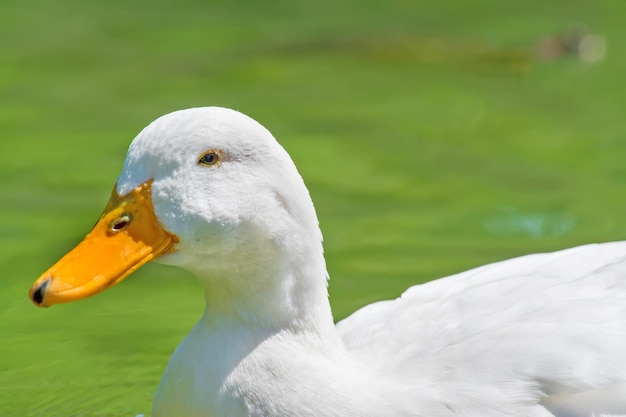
{"left": 30, "top": 277, "right": 51, "bottom": 307}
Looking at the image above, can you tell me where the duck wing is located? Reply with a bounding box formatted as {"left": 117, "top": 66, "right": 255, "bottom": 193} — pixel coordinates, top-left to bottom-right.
{"left": 336, "top": 242, "right": 626, "bottom": 416}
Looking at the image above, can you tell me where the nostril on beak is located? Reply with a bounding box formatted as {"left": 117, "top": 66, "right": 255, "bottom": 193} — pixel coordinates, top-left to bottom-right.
{"left": 31, "top": 278, "right": 51, "bottom": 305}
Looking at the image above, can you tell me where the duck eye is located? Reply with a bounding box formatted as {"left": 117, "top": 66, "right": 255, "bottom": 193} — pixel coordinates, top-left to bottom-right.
{"left": 110, "top": 214, "right": 131, "bottom": 233}
{"left": 198, "top": 151, "right": 219, "bottom": 167}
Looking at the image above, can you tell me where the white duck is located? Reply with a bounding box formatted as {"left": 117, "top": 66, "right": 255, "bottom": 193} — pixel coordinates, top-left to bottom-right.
{"left": 29, "top": 107, "right": 626, "bottom": 417}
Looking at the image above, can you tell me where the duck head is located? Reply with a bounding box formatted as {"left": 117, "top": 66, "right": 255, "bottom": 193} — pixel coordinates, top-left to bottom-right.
{"left": 29, "top": 107, "right": 327, "bottom": 319}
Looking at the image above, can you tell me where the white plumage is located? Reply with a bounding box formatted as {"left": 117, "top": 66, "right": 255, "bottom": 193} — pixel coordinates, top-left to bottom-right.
{"left": 71, "top": 108, "right": 626, "bottom": 416}
{"left": 339, "top": 244, "right": 626, "bottom": 416}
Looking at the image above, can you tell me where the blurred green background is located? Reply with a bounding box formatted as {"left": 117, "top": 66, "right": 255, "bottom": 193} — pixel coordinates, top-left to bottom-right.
{"left": 1, "top": 0, "right": 625, "bottom": 416}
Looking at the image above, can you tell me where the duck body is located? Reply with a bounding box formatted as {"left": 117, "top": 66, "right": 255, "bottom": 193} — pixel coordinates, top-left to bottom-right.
{"left": 153, "top": 241, "right": 626, "bottom": 417}
{"left": 30, "top": 107, "right": 626, "bottom": 417}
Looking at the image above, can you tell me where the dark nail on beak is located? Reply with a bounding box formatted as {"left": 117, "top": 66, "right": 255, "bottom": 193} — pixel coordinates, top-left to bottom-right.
{"left": 31, "top": 278, "right": 51, "bottom": 305}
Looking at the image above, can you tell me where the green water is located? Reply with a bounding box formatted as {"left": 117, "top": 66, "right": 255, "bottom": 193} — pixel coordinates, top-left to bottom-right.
{"left": 2, "top": 0, "right": 626, "bottom": 415}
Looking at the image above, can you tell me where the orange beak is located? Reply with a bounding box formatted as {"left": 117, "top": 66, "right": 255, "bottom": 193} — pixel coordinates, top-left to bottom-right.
{"left": 29, "top": 180, "right": 178, "bottom": 307}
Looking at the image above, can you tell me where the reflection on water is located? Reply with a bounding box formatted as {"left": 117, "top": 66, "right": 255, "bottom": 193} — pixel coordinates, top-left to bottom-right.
{"left": 482, "top": 207, "right": 577, "bottom": 239}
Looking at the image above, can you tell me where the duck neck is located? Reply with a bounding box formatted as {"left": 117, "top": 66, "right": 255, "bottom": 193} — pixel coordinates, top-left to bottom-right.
{"left": 188, "top": 230, "right": 336, "bottom": 336}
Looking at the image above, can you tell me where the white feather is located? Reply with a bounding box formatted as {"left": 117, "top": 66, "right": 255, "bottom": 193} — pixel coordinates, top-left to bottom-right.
{"left": 338, "top": 243, "right": 626, "bottom": 416}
